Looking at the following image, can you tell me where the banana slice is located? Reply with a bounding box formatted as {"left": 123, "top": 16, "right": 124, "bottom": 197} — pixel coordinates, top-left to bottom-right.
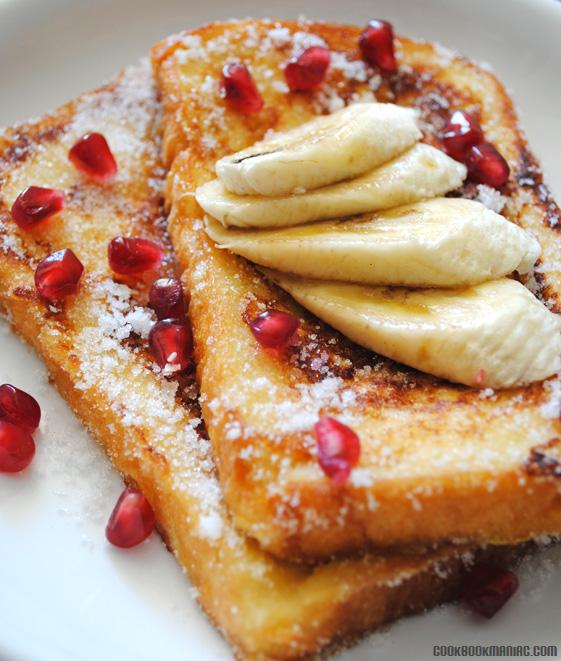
{"left": 206, "top": 198, "right": 540, "bottom": 287}
{"left": 196, "top": 144, "right": 466, "bottom": 229}
{"left": 216, "top": 103, "right": 421, "bottom": 196}
{"left": 264, "top": 271, "right": 561, "bottom": 388}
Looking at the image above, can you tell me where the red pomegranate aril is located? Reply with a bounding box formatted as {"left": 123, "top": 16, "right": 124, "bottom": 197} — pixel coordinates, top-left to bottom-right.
{"left": 359, "top": 20, "right": 397, "bottom": 72}
{"left": 68, "top": 132, "right": 118, "bottom": 182}
{"left": 108, "top": 236, "right": 164, "bottom": 275}
{"left": 149, "top": 319, "right": 193, "bottom": 372}
{"left": 461, "top": 564, "right": 519, "bottom": 618}
{"left": 11, "top": 186, "right": 65, "bottom": 230}
{"left": 0, "top": 421, "right": 35, "bottom": 473}
{"left": 284, "top": 46, "right": 331, "bottom": 92}
{"left": 249, "top": 310, "right": 300, "bottom": 349}
{"left": 220, "top": 63, "right": 264, "bottom": 114}
{"left": 442, "top": 110, "right": 484, "bottom": 162}
{"left": 35, "top": 249, "right": 84, "bottom": 303}
{"left": 0, "top": 384, "right": 41, "bottom": 432}
{"left": 314, "top": 416, "right": 361, "bottom": 485}
{"left": 149, "top": 277, "right": 186, "bottom": 320}
{"left": 105, "top": 486, "right": 155, "bottom": 548}
{"left": 465, "top": 141, "right": 510, "bottom": 188}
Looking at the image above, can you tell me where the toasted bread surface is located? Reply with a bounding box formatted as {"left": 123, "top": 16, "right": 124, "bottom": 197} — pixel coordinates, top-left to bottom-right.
{"left": 152, "top": 19, "right": 561, "bottom": 561}
{"left": 0, "top": 62, "right": 517, "bottom": 661}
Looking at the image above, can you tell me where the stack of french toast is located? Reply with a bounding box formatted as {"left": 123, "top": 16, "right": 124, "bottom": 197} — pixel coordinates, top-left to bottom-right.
{"left": 2, "top": 17, "right": 561, "bottom": 660}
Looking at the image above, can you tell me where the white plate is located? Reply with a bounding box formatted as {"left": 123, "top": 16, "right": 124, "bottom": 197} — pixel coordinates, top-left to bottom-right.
{"left": 1, "top": 1, "right": 561, "bottom": 660}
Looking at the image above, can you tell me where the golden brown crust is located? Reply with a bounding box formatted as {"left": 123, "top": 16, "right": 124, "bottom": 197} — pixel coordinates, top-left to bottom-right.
{"left": 0, "top": 61, "right": 518, "bottom": 660}
{"left": 152, "top": 19, "right": 561, "bottom": 562}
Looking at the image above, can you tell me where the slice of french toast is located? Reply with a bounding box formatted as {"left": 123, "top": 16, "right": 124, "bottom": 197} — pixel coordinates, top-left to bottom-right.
{"left": 152, "top": 19, "right": 561, "bottom": 562}
{"left": 0, "top": 61, "right": 518, "bottom": 661}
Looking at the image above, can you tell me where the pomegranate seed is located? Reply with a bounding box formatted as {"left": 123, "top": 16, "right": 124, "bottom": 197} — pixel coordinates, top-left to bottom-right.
{"left": 465, "top": 141, "right": 510, "bottom": 188}
{"left": 11, "top": 186, "right": 65, "bottom": 230}
{"left": 105, "top": 486, "right": 155, "bottom": 548}
{"left": 442, "top": 110, "right": 484, "bottom": 162}
{"left": 35, "top": 249, "right": 84, "bottom": 303}
{"left": 220, "top": 63, "right": 264, "bottom": 114}
{"left": 359, "top": 20, "right": 397, "bottom": 72}
{"left": 0, "top": 384, "right": 41, "bottom": 432}
{"left": 68, "top": 133, "right": 117, "bottom": 182}
{"left": 314, "top": 416, "right": 361, "bottom": 485}
{"left": 461, "top": 564, "right": 519, "bottom": 618}
{"left": 248, "top": 310, "right": 300, "bottom": 349}
{"left": 149, "top": 278, "right": 186, "bottom": 320}
{"left": 108, "top": 236, "right": 163, "bottom": 275}
{"left": 149, "top": 319, "right": 193, "bottom": 373}
{"left": 0, "top": 421, "right": 35, "bottom": 473}
{"left": 284, "top": 46, "right": 331, "bottom": 92}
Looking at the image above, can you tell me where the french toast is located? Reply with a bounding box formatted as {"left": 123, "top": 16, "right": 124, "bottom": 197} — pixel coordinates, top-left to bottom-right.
{"left": 152, "top": 19, "right": 561, "bottom": 562}
{"left": 0, "top": 60, "right": 519, "bottom": 660}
